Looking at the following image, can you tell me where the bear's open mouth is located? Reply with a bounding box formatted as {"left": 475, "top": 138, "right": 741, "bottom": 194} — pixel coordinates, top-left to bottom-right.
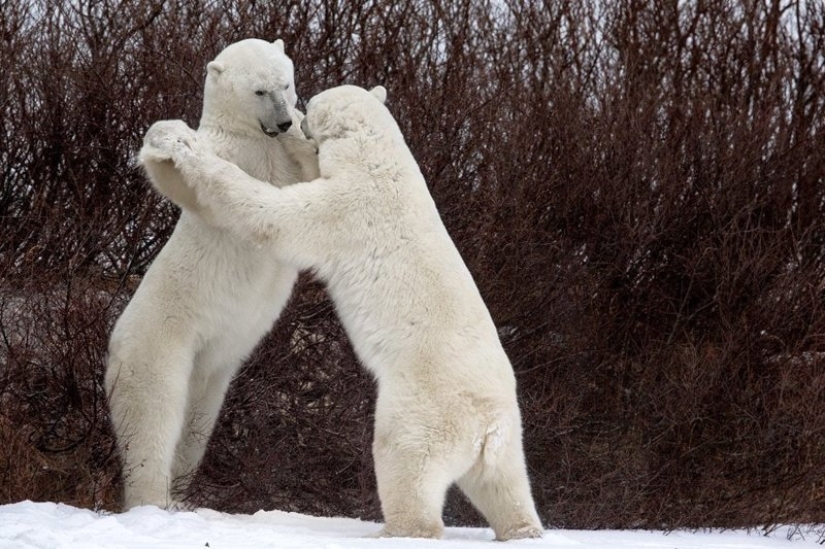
{"left": 260, "top": 122, "right": 279, "bottom": 137}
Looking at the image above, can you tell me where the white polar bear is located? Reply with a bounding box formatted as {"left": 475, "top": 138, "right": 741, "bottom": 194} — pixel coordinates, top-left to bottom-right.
{"left": 105, "top": 38, "right": 319, "bottom": 510}
{"left": 139, "top": 85, "right": 543, "bottom": 540}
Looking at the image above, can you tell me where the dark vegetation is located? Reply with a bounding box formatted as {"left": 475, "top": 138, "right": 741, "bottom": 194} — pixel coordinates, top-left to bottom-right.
{"left": 2, "top": 0, "right": 824, "bottom": 531}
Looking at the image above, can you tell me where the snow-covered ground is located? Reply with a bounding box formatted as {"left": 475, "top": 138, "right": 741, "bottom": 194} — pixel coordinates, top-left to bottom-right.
{"left": 1, "top": 501, "right": 822, "bottom": 549}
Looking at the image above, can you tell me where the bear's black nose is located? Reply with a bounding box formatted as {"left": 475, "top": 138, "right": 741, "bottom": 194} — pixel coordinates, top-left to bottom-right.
{"left": 277, "top": 120, "right": 292, "bottom": 132}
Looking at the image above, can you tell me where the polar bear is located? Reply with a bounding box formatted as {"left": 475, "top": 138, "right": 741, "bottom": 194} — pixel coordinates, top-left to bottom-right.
{"left": 138, "top": 85, "right": 543, "bottom": 540}
{"left": 105, "top": 38, "right": 319, "bottom": 510}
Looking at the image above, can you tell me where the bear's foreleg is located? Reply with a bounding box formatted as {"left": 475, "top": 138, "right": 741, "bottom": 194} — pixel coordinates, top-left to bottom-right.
{"left": 279, "top": 107, "right": 321, "bottom": 181}
{"left": 139, "top": 120, "right": 204, "bottom": 215}
{"left": 143, "top": 120, "right": 342, "bottom": 271}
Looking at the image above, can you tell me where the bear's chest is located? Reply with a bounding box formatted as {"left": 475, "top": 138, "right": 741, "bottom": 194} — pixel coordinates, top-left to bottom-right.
{"left": 208, "top": 134, "right": 298, "bottom": 187}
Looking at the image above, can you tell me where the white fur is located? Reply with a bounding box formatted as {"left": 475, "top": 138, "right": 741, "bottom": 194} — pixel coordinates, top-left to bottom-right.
{"left": 105, "top": 38, "right": 319, "bottom": 510}
{"left": 141, "top": 85, "right": 542, "bottom": 540}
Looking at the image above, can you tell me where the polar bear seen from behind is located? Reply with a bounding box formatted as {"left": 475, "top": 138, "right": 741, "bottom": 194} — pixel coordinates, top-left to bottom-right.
{"left": 139, "top": 85, "right": 543, "bottom": 540}
{"left": 105, "top": 38, "right": 319, "bottom": 510}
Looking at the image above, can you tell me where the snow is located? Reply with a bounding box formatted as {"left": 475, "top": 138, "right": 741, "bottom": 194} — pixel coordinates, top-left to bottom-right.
{"left": 0, "top": 500, "right": 821, "bottom": 549}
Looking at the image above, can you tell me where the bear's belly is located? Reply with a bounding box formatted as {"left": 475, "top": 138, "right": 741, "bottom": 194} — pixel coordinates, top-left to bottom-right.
{"left": 175, "top": 217, "right": 298, "bottom": 370}
{"left": 211, "top": 265, "right": 294, "bottom": 358}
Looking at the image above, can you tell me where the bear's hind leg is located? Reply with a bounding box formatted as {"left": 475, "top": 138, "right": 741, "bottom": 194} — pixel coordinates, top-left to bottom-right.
{"left": 106, "top": 343, "right": 194, "bottom": 510}
{"left": 373, "top": 449, "right": 451, "bottom": 538}
{"left": 457, "top": 438, "right": 543, "bottom": 541}
{"left": 171, "top": 365, "right": 236, "bottom": 495}
{"left": 372, "top": 430, "right": 457, "bottom": 539}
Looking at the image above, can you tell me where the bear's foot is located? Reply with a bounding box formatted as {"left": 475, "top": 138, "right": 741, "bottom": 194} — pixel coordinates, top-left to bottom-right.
{"left": 123, "top": 494, "right": 186, "bottom": 512}
{"left": 495, "top": 523, "right": 544, "bottom": 541}
{"left": 374, "top": 519, "right": 444, "bottom": 539}
{"left": 123, "top": 481, "right": 187, "bottom": 512}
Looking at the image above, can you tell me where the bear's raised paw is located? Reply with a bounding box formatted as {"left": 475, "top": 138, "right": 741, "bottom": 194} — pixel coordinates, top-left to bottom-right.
{"left": 141, "top": 120, "right": 200, "bottom": 164}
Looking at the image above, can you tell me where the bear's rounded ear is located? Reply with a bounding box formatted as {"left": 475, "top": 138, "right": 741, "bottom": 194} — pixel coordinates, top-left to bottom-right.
{"left": 370, "top": 85, "right": 387, "bottom": 104}
{"left": 272, "top": 39, "right": 285, "bottom": 54}
{"left": 207, "top": 61, "right": 225, "bottom": 77}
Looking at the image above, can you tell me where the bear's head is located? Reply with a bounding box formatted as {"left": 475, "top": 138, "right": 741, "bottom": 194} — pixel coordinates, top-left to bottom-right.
{"left": 202, "top": 38, "right": 298, "bottom": 138}
{"left": 301, "top": 85, "right": 392, "bottom": 145}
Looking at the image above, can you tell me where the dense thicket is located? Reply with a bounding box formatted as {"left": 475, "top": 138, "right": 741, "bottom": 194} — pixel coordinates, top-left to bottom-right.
{"left": 2, "top": 0, "right": 824, "bottom": 531}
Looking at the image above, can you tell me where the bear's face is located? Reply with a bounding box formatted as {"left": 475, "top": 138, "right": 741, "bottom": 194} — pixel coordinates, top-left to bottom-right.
{"left": 204, "top": 38, "right": 298, "bottom": 137}
{"left": 301, "top": 85, "right": 389, "bottom": 144}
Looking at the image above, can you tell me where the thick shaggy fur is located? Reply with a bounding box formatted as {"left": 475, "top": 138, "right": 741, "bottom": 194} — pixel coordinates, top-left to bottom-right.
{"left": 140, "top": 85, "right": 542, "bottom": 540}
{"left": 105, "top": 39, "right": 318, "bottom": 509}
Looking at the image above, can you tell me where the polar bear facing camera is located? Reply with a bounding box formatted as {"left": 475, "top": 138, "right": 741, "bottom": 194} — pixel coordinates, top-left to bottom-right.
{"left": 140, "top": 85, "right": 543, "bottom": 540}
{"left": 105, "top": 38, "right": 319, "bottom": 510}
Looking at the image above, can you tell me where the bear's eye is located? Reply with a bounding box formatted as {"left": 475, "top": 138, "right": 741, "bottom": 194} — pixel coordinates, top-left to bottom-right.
{"left": 283, "top": 83, "right": 290, "bottom": 90}
{"left": 255, "top": 90, "right": 266, "bottom": 97}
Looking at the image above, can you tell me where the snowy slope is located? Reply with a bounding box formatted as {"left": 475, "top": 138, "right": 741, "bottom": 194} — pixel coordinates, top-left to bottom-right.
{"left": 0, "top": 500, "right": 820, "bottom": 549}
